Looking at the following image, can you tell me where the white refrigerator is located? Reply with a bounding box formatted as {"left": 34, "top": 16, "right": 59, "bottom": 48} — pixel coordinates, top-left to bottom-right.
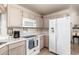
{"left": 49, "top": 17, "right": 71, "bottom": 55}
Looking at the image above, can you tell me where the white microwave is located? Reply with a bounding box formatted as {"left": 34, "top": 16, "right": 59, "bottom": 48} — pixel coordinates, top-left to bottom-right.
{"left": 22, "top": 18, "right": 36, "bottom": 27}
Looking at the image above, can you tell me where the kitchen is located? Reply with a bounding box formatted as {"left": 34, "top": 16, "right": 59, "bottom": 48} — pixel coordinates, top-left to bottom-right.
{"left": 0, "top": 4, "right": 79, "bottom": 55}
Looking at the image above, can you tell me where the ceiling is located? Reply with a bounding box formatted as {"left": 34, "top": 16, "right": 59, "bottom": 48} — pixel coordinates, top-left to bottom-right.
{"left": 20, "top": 4, "right": 71, "bottom": 15}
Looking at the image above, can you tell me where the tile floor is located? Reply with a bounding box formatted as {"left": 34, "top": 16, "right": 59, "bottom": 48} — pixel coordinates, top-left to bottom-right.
{"left": 38, "top": 48, "right": 55, "bottom": 55}
{"left": 38, "top": 43, "right": 79, "bottom": 55}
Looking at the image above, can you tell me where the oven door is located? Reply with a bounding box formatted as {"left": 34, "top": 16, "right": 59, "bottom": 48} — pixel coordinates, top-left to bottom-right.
{"left": 28, "top": 37, "right": 38, "bottom": 49}
{"left": 28, "top": 39, "right": 35, "bottom": 49}
{"left": 26, "top": 36, "right": 39, "bottom": 55}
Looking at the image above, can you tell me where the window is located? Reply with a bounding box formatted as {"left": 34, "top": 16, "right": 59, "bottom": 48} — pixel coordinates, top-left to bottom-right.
{"left": 0, "top": 13, "right": 7, "bottom": 36}
{"left": 0, "top": 14, "right": 1, "bottom": 34}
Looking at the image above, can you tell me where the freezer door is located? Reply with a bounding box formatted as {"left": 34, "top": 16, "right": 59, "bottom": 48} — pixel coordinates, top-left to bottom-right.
{"left": 57, "top": 17, "right": 71, "bottom": 55}
{"left": 49, "top": 19, "right": 57, "bottom": 53}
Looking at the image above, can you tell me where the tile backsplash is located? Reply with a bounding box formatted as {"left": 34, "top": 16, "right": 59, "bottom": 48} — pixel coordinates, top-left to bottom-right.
{"left": 7, "top": 27, "right": 44, "bottom": 36}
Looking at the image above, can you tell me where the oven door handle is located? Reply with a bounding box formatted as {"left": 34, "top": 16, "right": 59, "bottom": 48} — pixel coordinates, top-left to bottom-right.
{"left": 37, "top": 40, "right": 38, "bottom": 46}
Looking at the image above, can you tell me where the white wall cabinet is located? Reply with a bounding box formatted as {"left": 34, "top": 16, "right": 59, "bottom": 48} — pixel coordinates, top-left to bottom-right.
{"left": 9, "top": 41, "right": 25, "bottom": 55}
{"left": 7, "top": 5, "right": 22, "bottom": 27}
{"left": 0, "top": 45, "right": 8, "bottom": 55}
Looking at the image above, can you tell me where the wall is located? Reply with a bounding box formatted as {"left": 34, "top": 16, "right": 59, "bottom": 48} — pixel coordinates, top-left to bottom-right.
{"left": 43, "top": 6, "right": 79, "bottom": 44}
{"left": 1, "top": 13, "right": 7, "bottom": 36}
{"left": 43, "top": 6, "right": 79, "bottom": 28}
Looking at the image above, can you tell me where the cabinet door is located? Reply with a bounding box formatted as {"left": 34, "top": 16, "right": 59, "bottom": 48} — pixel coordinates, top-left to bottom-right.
{"left": 7, "top": 5, "right": 22, "bottom": 27}
{"left": 9, "top": 45, "right": 25, "bottom": 55}
{"left": 0, "top": 45, "right": 8, "bottom": 55}
{"left": 40, "top": 36, "right": 44, "bottom": 50}
{"left": 36, "top": 18, "right": 43, "bottom": 28}
{"left": 9, "top": 41, "right": 25, "bottom": 55}
{"left": 43, "top": 17, "right": 49, "bottom": 28}
{"left": 44, "top": 35, "right": 49, "bottom": 48}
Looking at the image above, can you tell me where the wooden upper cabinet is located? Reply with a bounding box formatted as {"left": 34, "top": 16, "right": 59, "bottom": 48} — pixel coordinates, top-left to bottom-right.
{"left": 43, "top": 17, "right": 49, "bottom": 28}
{"left": 7, "top": 5, "right": 22, "bottom": 27}
{"left": 23, "top": 11, "right": 29, "bottom": 18}
{"left": 38, "top": 17, "right": 43, "bottom": 28}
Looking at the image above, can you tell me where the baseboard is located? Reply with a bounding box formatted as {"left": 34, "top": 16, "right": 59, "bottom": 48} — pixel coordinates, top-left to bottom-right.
{"left": 49, "top": 51, "right": 58, "bottom": 55}
{"left": 40, "top": 47, "right": 58, "bottom": 55}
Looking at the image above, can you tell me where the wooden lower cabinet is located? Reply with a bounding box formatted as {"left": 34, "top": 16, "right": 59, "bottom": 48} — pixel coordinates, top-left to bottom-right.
{"left": 44, "top": 35, "right": 49, "bottom": 48}
{"left": 9, "top": 45, "right": 25, "bottom": 55}
{"left": 40, "top": 35, "right": 49, "bottom": 50}
{"left": 9, "top": 41, "right": 26, "bottom": 55}
{"left": 0, "top": 45, "right": 8, "bottom": 55}
{"left": 40, "top": 36, "right": 44, "bottom": 50}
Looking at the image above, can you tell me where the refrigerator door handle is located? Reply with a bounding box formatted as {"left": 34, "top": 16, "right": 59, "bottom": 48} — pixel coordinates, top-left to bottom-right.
{"left": 51, "top": 28, "right": 54, "bottom": 32}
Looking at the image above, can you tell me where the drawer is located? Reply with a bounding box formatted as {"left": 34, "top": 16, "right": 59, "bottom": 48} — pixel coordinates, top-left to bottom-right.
{"left": 9, "top": 45, "right": 25, "bottom": 55}
{"left": 31, "top": 49, "right": 40, "bottom": 55}
{"left": 9, "top": 41, "right": 25, "bottom": 49}
{"left": 26, "top": 46, "right": 39, "bottom": 55}
{"left": 29, "top": 48, "right": 40, "bottom": 55}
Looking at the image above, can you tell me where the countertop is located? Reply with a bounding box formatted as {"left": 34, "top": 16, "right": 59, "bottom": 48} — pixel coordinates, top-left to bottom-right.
{"left": 0, "top": 32, "right": 49, "bottom": 49}
{"left": 0, "top": 38, "right": 26, "bottom": 49}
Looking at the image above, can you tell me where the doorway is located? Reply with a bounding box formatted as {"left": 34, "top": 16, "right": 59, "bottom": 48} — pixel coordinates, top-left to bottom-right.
{"left": 71, "top": 25, "right": 79, "bottom": 55}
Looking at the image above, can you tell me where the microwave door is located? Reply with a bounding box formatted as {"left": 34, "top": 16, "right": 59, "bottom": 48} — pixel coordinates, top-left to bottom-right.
{"left": 23, "top": 18, "right": 36, "bottom": 27}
